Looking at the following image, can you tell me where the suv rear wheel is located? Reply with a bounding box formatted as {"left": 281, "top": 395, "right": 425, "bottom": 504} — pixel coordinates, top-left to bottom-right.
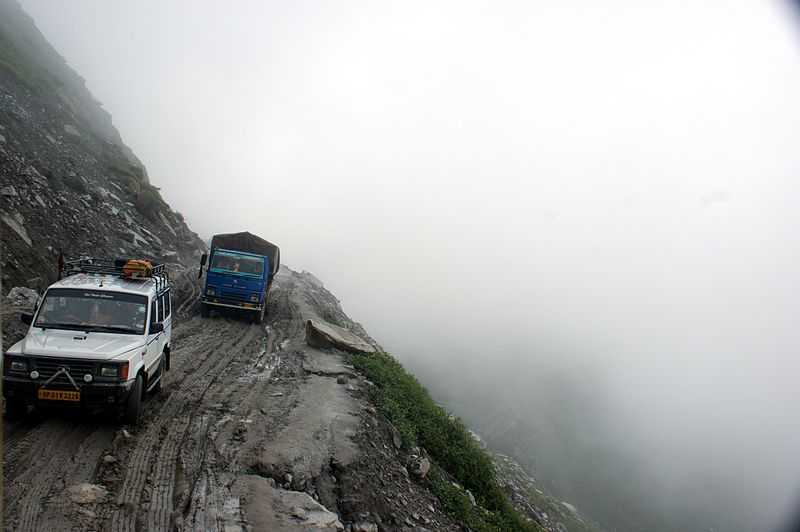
{"left": 125, "top": 374, "right": 144, "bottom": 425}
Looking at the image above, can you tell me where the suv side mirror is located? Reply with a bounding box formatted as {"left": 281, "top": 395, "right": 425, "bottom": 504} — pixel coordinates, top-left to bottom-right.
{"left": 150, "top": 322, "right": 164, "bottom": 334}
{"left": 20, "top": 312, "right": 33, "bottom": 325}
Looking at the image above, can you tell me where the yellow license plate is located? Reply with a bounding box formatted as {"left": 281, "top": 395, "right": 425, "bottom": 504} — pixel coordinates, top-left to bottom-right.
{"left": 37, "top": 389, "right": 81, "bottom": 402}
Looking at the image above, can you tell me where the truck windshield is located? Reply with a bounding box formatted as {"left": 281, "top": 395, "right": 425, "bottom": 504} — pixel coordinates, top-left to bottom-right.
{"left": 34, "top": 288, "right": 148, "bottom": 334}
{"left": 210, "top": 252, "right": 264, "bottom": 276}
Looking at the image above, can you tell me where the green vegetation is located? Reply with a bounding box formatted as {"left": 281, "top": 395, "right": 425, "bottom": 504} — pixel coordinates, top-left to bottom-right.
{"left": 349, "top": 351, "right": 541, "bottom": 532}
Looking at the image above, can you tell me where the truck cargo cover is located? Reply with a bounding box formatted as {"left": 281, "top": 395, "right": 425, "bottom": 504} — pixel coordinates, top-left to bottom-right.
{"left": 211, "top": 232, "right": 280, "bottom": 277}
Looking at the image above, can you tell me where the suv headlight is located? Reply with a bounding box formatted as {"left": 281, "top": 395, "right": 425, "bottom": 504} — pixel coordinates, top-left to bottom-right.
{"left": 100, "top": 365, "right": 119, "bottom": 377}
{"left": 10, "top": 360, "right": 27, "bottom": 372}
{"left": 100, "top": 362, "right": 129, "bottom": 380}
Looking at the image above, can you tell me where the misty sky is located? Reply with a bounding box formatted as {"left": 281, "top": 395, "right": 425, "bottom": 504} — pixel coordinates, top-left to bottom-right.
{"left": 20, "top": 1, "right": 800, "bottom": 530}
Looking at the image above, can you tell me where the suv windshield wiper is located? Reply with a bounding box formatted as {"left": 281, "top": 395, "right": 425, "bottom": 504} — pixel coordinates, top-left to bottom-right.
{"left": 34, "top": 323, "right": 140, "bottom": 334}
{"left": 34, "top": 322, "right": 87, "bottom": 331}
{"left": 83, "top": 325, "right": 141, "bottom": 334}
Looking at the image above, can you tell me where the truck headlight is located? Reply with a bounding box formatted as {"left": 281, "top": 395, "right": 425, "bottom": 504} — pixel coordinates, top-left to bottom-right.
{"left": 207, "top": 287, "right": 216, "bottom": 296}
{"left": 250, "top": 294, "right": 259, "bottom": 302}
{"left": 100, "top": 365, "right": 119, "bottom": 377}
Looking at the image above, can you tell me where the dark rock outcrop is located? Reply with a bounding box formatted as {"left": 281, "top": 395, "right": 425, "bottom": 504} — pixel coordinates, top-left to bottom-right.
{"left": 0, "top": 0, "right": 205, "bottom": 292}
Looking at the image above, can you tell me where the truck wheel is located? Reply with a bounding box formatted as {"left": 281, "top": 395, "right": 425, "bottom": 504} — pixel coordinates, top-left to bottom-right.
{"left": 253, "top": 305, "right": 265, "bottom": 324}
{"left": 200, "top": 302, "right": 209, "bottom": 317}
{"left": 125, "top": 374, "right": 144, "bottom": 425}
{"left": 4, "top": 398, "right": 26, "bottom": 420}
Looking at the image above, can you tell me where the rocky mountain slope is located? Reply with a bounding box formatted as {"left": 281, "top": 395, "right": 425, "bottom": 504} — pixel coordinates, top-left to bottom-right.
{"left": 0, "top": 0, "right": 205, "bottom": 292}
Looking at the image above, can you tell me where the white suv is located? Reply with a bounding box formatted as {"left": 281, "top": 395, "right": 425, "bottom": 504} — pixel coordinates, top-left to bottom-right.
{"left": 2, "top": 258, "right": 172, "bottom": 425}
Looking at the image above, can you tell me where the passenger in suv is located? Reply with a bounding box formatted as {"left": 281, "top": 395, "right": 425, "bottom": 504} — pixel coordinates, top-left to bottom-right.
{"left": 2, "top": 258, "right": 172, "bottom": 425}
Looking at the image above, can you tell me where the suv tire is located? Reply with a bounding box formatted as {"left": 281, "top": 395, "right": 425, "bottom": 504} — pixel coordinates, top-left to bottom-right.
{"left": 125, "top": 374, "right": 144, "bottom": 425}
{"left": 4, "top": 398, "right": 26, "bottom": 420}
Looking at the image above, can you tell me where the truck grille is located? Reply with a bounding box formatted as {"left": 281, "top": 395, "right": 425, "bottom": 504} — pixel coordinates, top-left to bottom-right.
{"left": 31, "top": 358, "right": 97, "bottom": 386}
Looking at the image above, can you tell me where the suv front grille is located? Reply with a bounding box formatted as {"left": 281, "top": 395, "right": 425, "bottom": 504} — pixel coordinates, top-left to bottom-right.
{"left": 31, "top": 358, "right": 98, "bottom": 386}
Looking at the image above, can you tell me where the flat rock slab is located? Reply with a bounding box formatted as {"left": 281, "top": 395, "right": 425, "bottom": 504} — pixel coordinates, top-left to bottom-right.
{"left": 305, "top": 319, "right": 375, "bottom": 355}
{"left": 67, "top": 483, "right": 108, "bottom": 504}
{"left": 233, "top": 475, "right": 344, "bottom": 531}
{"left": 302, "top": 349, "right": 357, "bottom": 378}
{"left": 253, "top": 374, "right": 359, "bottom": 484}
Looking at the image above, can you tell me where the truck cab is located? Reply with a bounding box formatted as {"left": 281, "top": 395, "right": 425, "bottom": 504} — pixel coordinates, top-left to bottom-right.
{"left": 199, "top": 232, "right": 280, "bottom": 324}
{"left": 2, "top": 258, "right": 171, "bottom": 425}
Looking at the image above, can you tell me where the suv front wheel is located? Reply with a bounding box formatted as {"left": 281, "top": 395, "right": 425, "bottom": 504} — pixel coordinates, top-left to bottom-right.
{"left": 125, "top": 374, "right": 144, "bottom": 425}
{"left": 4, "top": 398, "right": 26, "bottom": 420}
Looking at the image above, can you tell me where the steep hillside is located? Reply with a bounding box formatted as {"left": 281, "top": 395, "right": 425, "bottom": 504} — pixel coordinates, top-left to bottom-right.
{"left": 0, "top": 0, "right": 204, "bottom": 292}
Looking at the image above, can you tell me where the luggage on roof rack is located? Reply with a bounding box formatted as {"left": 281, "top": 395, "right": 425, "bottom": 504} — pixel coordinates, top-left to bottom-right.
{"left": 61, "top": 257, "right": 170, "bottom": 293}
{"left": 122, "top": 259, "right": 153, "bottom": 279}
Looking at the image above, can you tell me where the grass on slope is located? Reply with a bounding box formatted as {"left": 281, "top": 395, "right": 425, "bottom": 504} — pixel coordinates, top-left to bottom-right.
{"left": 350, "top": 351, "right": 540, "bottom": 532}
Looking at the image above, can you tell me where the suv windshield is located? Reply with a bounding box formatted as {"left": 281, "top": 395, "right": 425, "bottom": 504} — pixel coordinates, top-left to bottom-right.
{"left": 34, "top": 288, "right": 148, "bottom": 334}
{"left": 210, "top": 251, "right": 264, "bottom": 276}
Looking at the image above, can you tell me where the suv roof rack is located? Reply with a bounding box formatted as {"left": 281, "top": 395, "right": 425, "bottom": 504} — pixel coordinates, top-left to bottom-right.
{"left": 61, "top": 257, "right": 170, "bottom": 294}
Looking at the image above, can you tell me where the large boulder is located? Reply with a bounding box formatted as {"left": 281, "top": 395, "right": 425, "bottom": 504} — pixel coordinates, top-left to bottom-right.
{"left": 6, "top": 286, "right": 39, "bottom": 307}
{"left": 305, "top": 319, "right": 376, "bottom": 355}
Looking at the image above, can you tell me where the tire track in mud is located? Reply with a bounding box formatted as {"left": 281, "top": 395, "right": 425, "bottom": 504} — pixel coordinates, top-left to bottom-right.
{"left": 109, "top": 323, "right": 232, "bottom": 532}
{"left": 109, "top": 319, "right": 260, "bottom": 532}
{"left": 3, "top": 419, "right": 89, "bottom": 522}
{"left": 13, "top": 422, "right": 101, "bottom": 532}
{"left": 178, "top": 272, "right": 308, "bottom": 531}
{"left": 145, "top": 414, "right": 193, "bottom": 532}
{"left": 21, "top": 425, "right": 113, "bottom": 532}
{"left": 146, "top": 324, "right": 264, "bottom": 532}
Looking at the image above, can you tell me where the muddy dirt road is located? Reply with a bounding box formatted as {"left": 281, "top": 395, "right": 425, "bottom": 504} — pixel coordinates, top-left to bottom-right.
{"left": 2, "top": 268, "right": 457, "bottom": 532}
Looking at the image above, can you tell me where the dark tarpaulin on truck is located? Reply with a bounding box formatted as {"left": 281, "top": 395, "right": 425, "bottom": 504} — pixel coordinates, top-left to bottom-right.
{"left": 210, "top": 232, "right": 280, "bottom": 278}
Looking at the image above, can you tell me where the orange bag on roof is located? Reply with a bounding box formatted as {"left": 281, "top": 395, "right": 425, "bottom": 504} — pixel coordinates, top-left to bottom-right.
{"left": 122, "top": 259, "right": 153, "bottom": 279}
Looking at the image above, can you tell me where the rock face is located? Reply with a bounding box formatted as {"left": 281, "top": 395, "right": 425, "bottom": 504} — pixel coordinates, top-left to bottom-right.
{"left": 306, "top": 319, "right": 377, "bottom": 355}
{"left": 0, "top": 0, "right": 206, "bottom": 292}
{"left": 493, "top": 451, "right": 603, "bottom": 532}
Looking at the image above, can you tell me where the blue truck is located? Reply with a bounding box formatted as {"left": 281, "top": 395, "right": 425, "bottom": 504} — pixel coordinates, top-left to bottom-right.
{"left": 198, "top": 232, "right": 280, "bottom": 324}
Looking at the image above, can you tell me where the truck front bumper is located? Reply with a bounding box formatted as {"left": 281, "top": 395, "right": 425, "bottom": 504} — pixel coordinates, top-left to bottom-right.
{"left": 201, "top": 296, "right": 262, "bottom": 311}
{"left": 3, "top": 376, "right": 135, "bottom": 410}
